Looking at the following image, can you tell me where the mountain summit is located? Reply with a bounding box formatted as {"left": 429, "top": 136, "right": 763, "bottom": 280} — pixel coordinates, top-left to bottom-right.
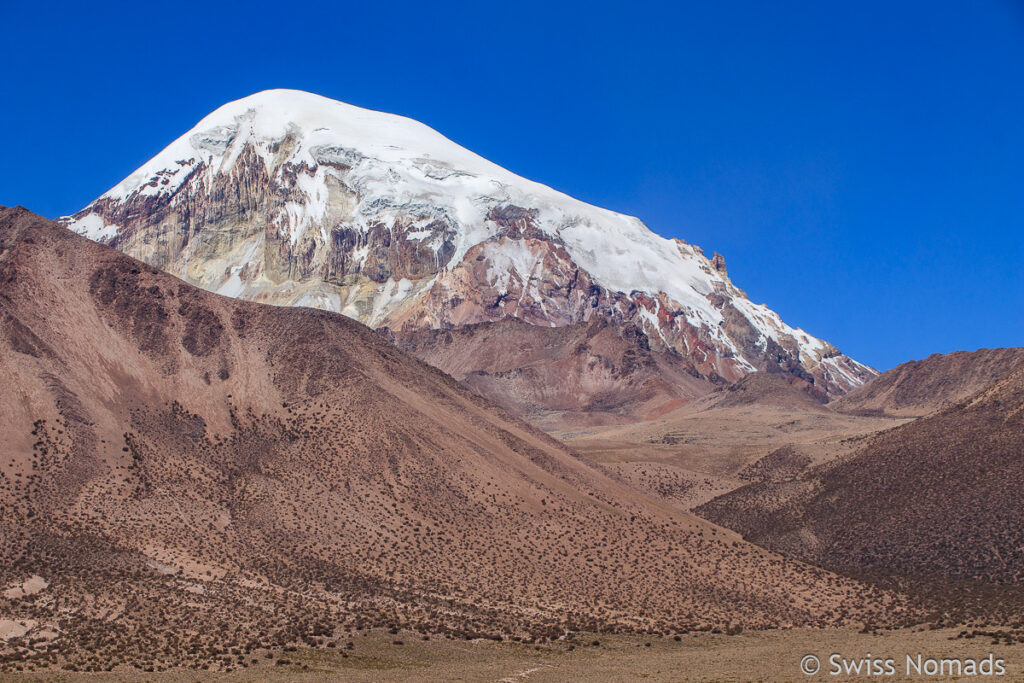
{"left": 62, "top": 89, "right": 874, "bottom": 396}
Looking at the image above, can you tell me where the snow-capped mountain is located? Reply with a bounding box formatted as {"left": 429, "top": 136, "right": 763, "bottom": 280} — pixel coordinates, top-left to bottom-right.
{"left": 61, "top": 89, "right": 874, "bottom": 395}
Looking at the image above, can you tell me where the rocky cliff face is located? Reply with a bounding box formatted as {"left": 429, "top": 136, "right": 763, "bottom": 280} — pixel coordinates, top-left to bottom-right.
{"left": 62, "top": 89, "right": 875, "bottom": 397}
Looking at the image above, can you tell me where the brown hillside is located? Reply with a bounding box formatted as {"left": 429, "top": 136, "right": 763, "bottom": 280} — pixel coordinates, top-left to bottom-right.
{"left": 832, "top": 348, "right": 1024, "bottom": 417}
{"left": 0, "top": 207, "right": 904, "bottom": 672}
{"left": 697, "top": 355, "right": 1024, "bottom": 587}
{"left": 390, "top": 317, "right": 712, "bottom": 429}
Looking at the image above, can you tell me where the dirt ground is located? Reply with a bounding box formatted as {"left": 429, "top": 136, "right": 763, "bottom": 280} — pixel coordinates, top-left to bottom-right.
{"left": 3, "top": 627, "right": 1021, "bottom": 682}
{"left": 560, "top": 402, "right": 909, "bottom": 509}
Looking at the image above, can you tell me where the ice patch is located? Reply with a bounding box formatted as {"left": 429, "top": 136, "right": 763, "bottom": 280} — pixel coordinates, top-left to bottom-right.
{"left": 66, "top": 213, "right": 120, "bottom": 242}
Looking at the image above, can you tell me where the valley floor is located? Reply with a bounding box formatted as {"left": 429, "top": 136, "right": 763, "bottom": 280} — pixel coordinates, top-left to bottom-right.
{"left": 559, "top": 403, "right": 908, "bottom": 510}
{"left": 3, "top": 627, "right": 1021, "bottom": 682}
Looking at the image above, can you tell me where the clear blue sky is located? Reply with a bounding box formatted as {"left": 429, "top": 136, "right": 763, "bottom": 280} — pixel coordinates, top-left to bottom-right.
{"left": 2, "top": 1, "right": 1021, "bottom": 370}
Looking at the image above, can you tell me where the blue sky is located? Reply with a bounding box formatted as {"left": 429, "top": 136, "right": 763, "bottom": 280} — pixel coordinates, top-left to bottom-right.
{"left": 1, "top": 0, "right": 1021, "bottom": 370}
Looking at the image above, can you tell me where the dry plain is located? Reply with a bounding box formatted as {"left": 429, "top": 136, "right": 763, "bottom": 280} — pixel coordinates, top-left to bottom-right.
{"left": 2, "top": 627, "right": 1022, "bottom": 682}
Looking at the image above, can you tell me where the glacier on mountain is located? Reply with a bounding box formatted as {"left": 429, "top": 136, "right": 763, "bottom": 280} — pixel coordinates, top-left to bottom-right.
{"left": 63, "top": 89, "right": 875, "bottom": 394}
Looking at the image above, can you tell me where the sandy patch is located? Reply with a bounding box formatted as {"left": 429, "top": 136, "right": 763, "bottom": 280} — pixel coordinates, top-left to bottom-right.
{"left": 0, "top": 618, "right": 36, "bottom": 641}
{"left": 2, "top": 574, "right": 47, "bottom": 599}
